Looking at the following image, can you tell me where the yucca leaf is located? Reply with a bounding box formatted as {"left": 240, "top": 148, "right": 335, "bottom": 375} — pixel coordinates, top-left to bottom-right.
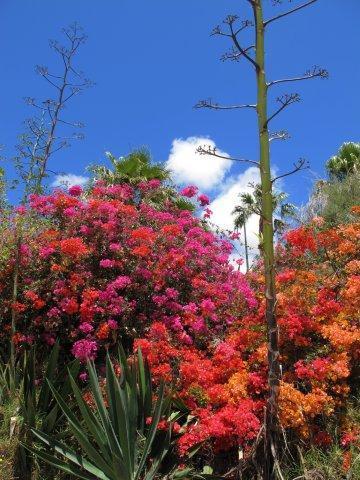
{"left": 47, "top": 380, "right": 115, "bottom": 478}
{"left": 105, "top": 354, "right": 133, "bottom": 480}
{"left": 41, "top": 359, "right": 80, "bottom": 434}
{"left": 137, "top": 348, "right": 148, "bottom": 432}
{"left": 61, "top": 359, "right": 81, "bottom": 395}
{"left": 37, "top": 342, "right": 60, "bottom": 411}
{"left": 69, "top": 373, "right": 111, "bottom": 463}
{"left": 127, "top": 363, "right": 139, "bottom": 472}
{"left": 110, "top": 453, "right": 130, "bottom": 480}
{"left": 106, "top": 355, "right": 119, "bottom": 431}
{"left": 172, "top": 467, "right": 194, "bottom": 479}
{"left": 24, "top": 389, "right": 36, "bottom": 427}
{"left": 24, "top": 442, "right": 108, "bottom": 480}
{"left": 135, "top": 381, "right": 165, "bottom": 480}
{"left": 41, "top": 403, "right": 60, "bottom": 434}
{"left": 87, "top": 361, "right": 123, "bottom": 458}
{"left": 138, "top": 349, "right": 146, "bottom": 406}
{"left": 144, "top": 359, "right": 153, "bottom": 417}
{"left": 144, "top": 426, "right": 172, "bottom": 480}
{"left": 118, "top": 344, "right": 131, "bottom": 383}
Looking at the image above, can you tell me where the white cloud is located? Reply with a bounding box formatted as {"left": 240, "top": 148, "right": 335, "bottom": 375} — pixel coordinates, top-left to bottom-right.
{"left": 52, "top": 174, "right": 88, "bottom": 188}
{"left": 209, "top": 166, "right": 261, "bottom": 271}
{"left": 166, "top": 136, "right": 231, "bottom": 190}
{"left": 210, "top": 166, "right": 259, "bottom": 231}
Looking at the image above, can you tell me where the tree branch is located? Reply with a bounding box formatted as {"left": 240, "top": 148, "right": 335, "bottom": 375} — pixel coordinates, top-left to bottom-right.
{"left": 229, "top": 21, "right": 259, "bottom": 69}
{"left": 269, "top": 130, "right": 290, "bottom": 142}
{"left": 195, "top": 99, "right": 256, "bottom": 110}
{"left": 221, "top": 45, "right": 255, "bottom": 62}
{"left": 271, "top": 158, "right": 309, "bottom": 184}
{"left": 266, "top": 93, "right": 300, "bottom": 125}
{"left": 264, "top": 0, "right": 319, "bottom": 27}
{"left": 268, "top": 66, "right": 328, "bottom": 87}
{"left": 212, "top": 17, "right": 253, "bottom": 37}
{"left": 197, "top": 145, "right": 260, "bottom": 166}
{"left": 234, "top": 19, "right": 254, "bottom": 36}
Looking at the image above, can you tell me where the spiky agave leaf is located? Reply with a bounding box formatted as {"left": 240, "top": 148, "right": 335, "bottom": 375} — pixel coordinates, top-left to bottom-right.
{"left": 25, "top": 349, "right": 175, "bottom": 480}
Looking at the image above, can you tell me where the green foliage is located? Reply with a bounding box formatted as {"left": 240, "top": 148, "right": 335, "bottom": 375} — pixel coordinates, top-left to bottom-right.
{"left": 319, "top": 173, "right": 360, "bottom": 226}
{"left": 326, "top": 142, "right": 360, "bottom": 181}
{"left": 17, "top": 344, "right": 80, "bottom": 478}
{"left": 281, "top": 400, "right": 360, "bottom": 480}
{"left": 0, "top": 360, "right": 20, "bottom": 405}
{"left": 172, "top": 196, "right": 196, "bottom": 212}
{"left": 89, "top": 149, "right": 195, "bottom": 212}
{"left": 25, "top": 349, "right": 179, "bottom": 480}
{"left": 20, "top": 344, "right": 80, "bottom": 434}
{"left": 303, "top": 172, "right": 360, "bottom": 226}
{"left": 232, "top": 183, "right": 296, "bottom": 234}
{"left": 301, "top": 142, "right": 360, "bottom": 225}
{"left": 90, "top": 150, "right": 170, "bottom": 186}
{"left": 282, "top": 444, "right": 360, "bottom": 480}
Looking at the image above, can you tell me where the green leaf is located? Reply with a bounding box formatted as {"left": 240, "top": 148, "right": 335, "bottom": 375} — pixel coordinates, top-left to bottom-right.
{"left": 69, "top": 373, "right": 111, "bottom": 463}
{"left": 144, "top": 426, "right": 172, "bottom": 480}
{"left": 105, "top": 354, "right": 132, "bottom": 480}
{"left": 23, "top": 443, "right": 107, "bottom": 480}
{"left": 172, "top": 468, "right": 194, "bottom": 479}
{"left": 38, "top": 342, "right": 60, "bottom": 411}
{"left": 87, "top": 361, "right": 123, "bottom": 458}
{"left": 47, "top": 381, "right": 116, "bottom": 479}
{"left": 30, "top": 429, "right": 113, "bottom": 480}
{"left": 135, "top": 381, "right": 165, "bottom": 480}
{"left": 202, "top": 466, "right": 213, "bottom": 474}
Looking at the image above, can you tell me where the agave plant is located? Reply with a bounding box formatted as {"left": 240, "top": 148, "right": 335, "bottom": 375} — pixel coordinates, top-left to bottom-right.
{"left": 21, "top": 343, "right": 80, "bottom": 433}
{"left": 17, "top": 343, "right": 80, "bottom": 478}
{"left": 25, "top": 349, "right": 180, "bottom": 480}
{"left": 0, "top": 357, "right": 20, "bottom": 405}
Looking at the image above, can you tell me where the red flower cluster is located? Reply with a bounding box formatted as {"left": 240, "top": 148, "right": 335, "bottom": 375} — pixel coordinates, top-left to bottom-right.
{"left": 1, "top": 175, "right": 359, "bottom": 460}
{"left": 1, "top": 180, "right": 255, "bottom": 360}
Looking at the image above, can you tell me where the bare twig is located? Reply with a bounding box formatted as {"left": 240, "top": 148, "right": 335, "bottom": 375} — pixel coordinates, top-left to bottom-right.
{"left": 213, "top": 14, "right": 259, "bottom": 69}
{"left": 268, "top": 66, "right": 328, "bottom": 87}
{"left": 221, "top": 45, "right": 255, "bottom": 62}
{"left": 271, "top": 158, "right": 309, "bottom": 184}
{"left": 195, "top": 99, "right": 256, "bottom": 110}
{"left": 264, "top": 0, "right": 319, "bottom": 26}
{"left": 269, "top": 130, "right": 290, "bottom": 142}
{"left": 14, "top": 23, "right": 92, "bottom": 199}
{"left": 197, "top": 145, "right": 260, "bottom": 166}
{"left": 229, "top": 19, "right": 259, "bottom": 69}
{"left": 266, "top": 93, "right": 300, "bottom": 125}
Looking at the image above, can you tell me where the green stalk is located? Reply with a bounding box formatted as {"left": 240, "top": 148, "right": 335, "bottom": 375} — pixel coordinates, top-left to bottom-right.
{"left": 243, "top": 223, "right": 249, "bottom": 273}
{"left": 253, "top": 1, "right": 280, "bottom": 478}
{"left": 10, "top": 233, "right": 21, "bottom": 393}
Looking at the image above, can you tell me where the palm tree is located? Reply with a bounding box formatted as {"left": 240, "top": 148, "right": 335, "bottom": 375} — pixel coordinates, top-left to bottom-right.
{"left": 233, "top": 184, "right": 296, "bottom": 268}
{"left": 326, "top": 142, "right": 360, "bottom": 181}
{"left": 90, "top": 150, "right": 194, "bottom": 211}
{"left": 233, "top": 204, "right": 252, "bottom": 272}
{"left": 90, "top": 149, "right": 170, "bottom": 186}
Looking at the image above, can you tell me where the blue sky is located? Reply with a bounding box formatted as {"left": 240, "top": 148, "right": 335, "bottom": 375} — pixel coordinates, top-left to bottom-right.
{"left": 1, "top": 0, "right": 359, "bottom": 227}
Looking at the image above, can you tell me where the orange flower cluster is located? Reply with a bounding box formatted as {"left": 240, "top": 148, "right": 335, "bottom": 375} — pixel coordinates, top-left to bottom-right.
{"left": 135, "top": 209, "right": 359, "bottom": 453}
{"left": 275, "top": 210, "right": 360, "bottom": 440}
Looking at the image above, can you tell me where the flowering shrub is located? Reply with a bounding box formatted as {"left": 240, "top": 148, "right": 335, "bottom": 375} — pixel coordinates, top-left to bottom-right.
{"left": 0, "top": 181, "right": 255, "bottom": 359}
{"left": 135, "top": 209, "right": 360, "bottom": 455}
{"left": 0, "top": 174, "right": 359, "bottom": 463}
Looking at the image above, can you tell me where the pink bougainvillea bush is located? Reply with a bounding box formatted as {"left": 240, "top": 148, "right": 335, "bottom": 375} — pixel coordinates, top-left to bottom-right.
{"left": 1, "top": 176, "right": 359, "bottom": 465}
{"left": 0, "top": 180, "right": 255, "bottom": 359}
{"left": 134, "top": 210, "right": 360, "bottom": 458}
